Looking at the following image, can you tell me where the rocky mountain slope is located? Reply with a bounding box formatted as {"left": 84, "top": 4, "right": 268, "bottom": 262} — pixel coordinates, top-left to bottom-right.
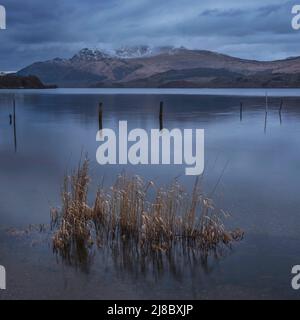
{"left": 18, "top": 46, "right": 300, "bottom": 88}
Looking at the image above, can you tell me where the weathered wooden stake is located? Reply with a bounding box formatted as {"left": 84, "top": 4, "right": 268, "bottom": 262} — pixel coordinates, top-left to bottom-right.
{"left": 265, "top": 91, "right": 268, "bottom": 114}
{"left": 159, "top": 101, "right": 164, "bottom": 131}
{"left": 279, "top": 99, "right": 283, "bottom": 125}
{"left": 279, "top": 99, "right": 283, "bottom": 113}
{"left": 98, "top": 102, "right": 103, "bottom": 131}
{"left": 13, "top": 97, "right": 17, "bottom": 152}
{"left": 264, "top": 111, "right": 268, "bottom": 134}
{"left": 240, "top": 102, "right": 243, "bottom": 121}
{"left": 13, "top": 97, "right": 16, "bottom": 119}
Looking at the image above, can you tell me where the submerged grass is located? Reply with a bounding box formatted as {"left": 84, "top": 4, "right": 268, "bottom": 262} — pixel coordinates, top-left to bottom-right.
{"left": 51, "top": 158, "right": 243, "bottom": 268}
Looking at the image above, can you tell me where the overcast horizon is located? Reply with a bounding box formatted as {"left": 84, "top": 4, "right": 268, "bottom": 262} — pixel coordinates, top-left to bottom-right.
{"left": 0, "top": 0, "right": 299, "bottom": 71}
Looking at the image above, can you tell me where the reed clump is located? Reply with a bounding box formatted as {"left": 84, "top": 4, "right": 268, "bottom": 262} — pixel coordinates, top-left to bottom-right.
{"left": 51, "top": 159, "right": 243, "bottom": 265}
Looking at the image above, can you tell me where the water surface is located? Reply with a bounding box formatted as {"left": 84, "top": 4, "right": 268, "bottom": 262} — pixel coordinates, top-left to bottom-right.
{"left": 0, "top": 89, "right": 299, "bottom": 299}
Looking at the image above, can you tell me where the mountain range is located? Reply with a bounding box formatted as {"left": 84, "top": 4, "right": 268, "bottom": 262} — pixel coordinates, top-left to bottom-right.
{"left": 17, "top": 46, "right": 300, "bottom": 88}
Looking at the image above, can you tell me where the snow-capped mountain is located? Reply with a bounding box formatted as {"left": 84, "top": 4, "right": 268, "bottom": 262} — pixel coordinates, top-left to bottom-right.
{"left": 69, "top": 46, "right": 182, "bottom": 61}
{"left": 70, "top": 46, "right": 154, "bottom": 61}
{"left": 18, "top": 46, "right": 300, "bottom": 87}
{"left": 71, "top": 48, "right": 111, "bottom": 62}
{"left": 114, "top": 46, "right": 154, "bottom": 58}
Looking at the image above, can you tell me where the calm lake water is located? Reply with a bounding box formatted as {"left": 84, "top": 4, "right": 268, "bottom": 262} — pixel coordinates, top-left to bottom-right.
{"left": 0, "top": 89, "right": 300, "bottom": 300}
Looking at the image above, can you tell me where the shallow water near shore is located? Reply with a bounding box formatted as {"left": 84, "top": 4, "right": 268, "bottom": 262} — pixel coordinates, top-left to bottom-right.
{"left": 0, "top": 89, "right": 300, "bottom": 299}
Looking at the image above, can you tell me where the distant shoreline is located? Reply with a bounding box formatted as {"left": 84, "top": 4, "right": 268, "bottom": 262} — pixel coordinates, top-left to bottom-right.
{"left": 2, "top": 87, "right": 300, "bottom": 97}
{"left": 0, "top": 74, "right": 56, "bottom": 89}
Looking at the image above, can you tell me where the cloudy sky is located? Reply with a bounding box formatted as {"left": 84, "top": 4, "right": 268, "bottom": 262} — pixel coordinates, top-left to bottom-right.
{"left": 0, "top": 0, "right": 299, "bottom": 70}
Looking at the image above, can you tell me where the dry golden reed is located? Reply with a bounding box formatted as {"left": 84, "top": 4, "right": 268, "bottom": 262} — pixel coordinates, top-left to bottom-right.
{"left": 51, "top": 158, "right": 243, "bottom": 265}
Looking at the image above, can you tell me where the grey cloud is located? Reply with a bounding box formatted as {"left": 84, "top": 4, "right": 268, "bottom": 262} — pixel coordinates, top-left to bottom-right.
{"left": 0, "top": 0, "right": 299, "bottom": 70}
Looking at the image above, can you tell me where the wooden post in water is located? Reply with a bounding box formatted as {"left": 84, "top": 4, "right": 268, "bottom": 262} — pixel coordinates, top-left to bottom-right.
{"left": 13, "top": 97, "right": 16, "bottom": 121}
{"left": 265, "top": 91, "right": 268, "bottom": 114}
{"left": 159, "top": 101, "right": 164, "bottom": 131}
{"left": 264, "top": 91, "right": 268, "bottom": 134}
{"left": 240, "top": 102, "right": 243, "bottom": 121}
{"left": 279, "top": 99, "right": 283, "bottom": 113}
{"left": 98, "top": 102, "right": 103, "bottom": 131}
{"left": 264, "top": 112, "right": 268, "bottom": 134}
{"left": 279, "top": 99, "right": 283, "bottom": 125}
{"left": 13, "top": 96, "right": 17, "bottom": 152}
